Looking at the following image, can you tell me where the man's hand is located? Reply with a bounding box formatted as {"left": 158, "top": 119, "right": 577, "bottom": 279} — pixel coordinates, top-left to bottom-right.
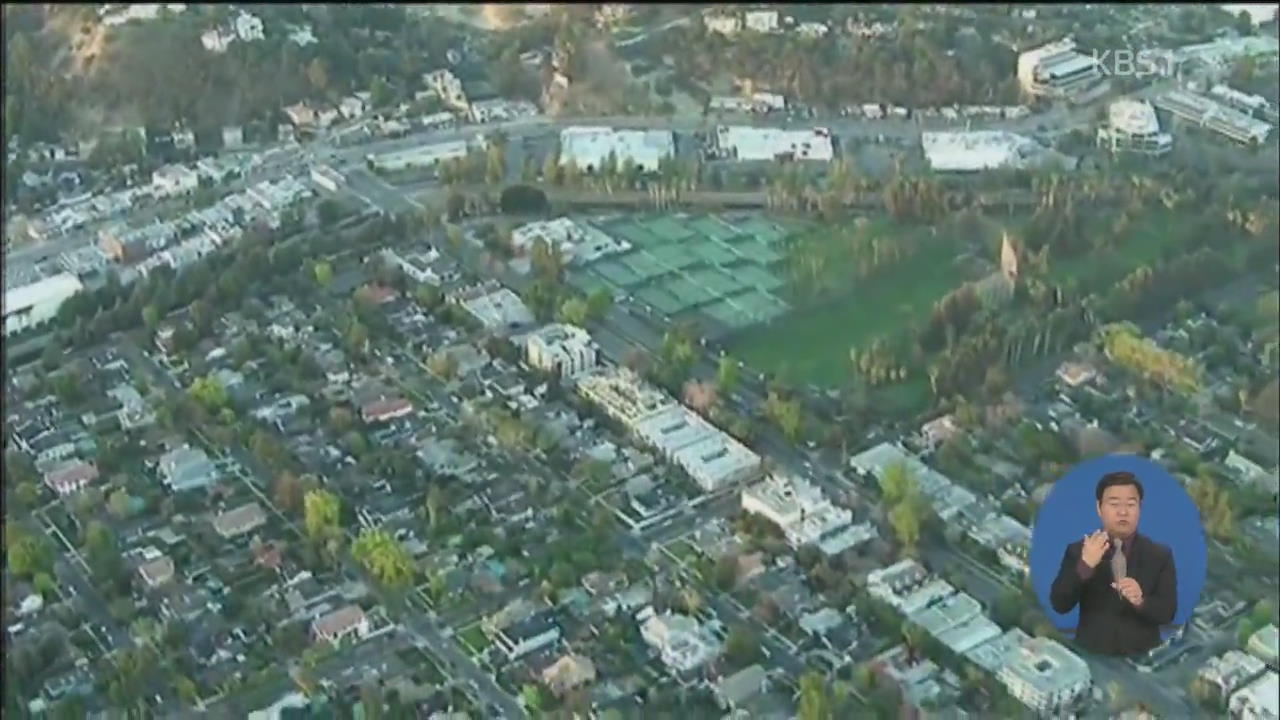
{"left": 1081, "top": 530, "right": 1110, "bottom": 568}
{"left": 1113, "top": 577, "right": 1144, "bottom": 607}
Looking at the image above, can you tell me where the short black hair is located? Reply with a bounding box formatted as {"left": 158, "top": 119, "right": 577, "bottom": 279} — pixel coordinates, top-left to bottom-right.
{"left": 1096, "top": 471, "right": 1144, "bottom": 503}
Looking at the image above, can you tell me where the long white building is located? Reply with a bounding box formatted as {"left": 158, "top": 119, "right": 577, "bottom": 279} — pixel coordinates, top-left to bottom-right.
{"left": 921, "top": 131, "right": 1071, "bottom": 172}
{"left": 525, "top": 323, "right": 597, "bottom": 378}
{"left": 1097, "top": 99, "right": 1173, "bottom": 155}
{"left": 741, "top": 472, "right": 872, "bottom": 554}
{"left": 367, "top": 140, "right": 470, "bottom": 172}
{"left": 579, "top": 367, "right": 761, "bottom": 492}
{"left": 713, "top": 126, "right": 834, "bottom": 162}
{"left": 4, "top": 273, "right": 84, "bottom": 336}
{"left": 559, "top": 127, "right": 675, "bottom": 173}
{"left": 1155, "top": 90, "right": 1273, "bottom": 145}
{"left": 1016, "top": 39, "right": 1105, "bottom": 100}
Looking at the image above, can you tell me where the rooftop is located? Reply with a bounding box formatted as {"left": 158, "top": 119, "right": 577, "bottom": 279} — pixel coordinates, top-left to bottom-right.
{"left": 921, "top": 131, "right": 1066, "bottom": 172}
{"left": 559, "top": 127, "right": 675, "bottom": 173}
{"left": 714, "top": 126, "right": 834, "bottom": 162}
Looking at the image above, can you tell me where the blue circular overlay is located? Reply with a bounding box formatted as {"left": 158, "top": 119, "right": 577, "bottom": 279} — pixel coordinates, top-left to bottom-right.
{"left": 1029, "top": 454, "right": 1207, "bottom": 635}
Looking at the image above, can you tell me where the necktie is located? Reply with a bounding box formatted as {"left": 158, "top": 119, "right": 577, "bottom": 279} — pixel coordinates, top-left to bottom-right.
{"left": 1111, "top": 538, "right": 1127, "bottom": 583}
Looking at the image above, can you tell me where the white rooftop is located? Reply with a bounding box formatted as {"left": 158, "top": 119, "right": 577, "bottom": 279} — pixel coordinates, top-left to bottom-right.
{"left": 460, "top": 287, "right": 535, "bottom": 331}
{"left": 921, "top": 131, "right": 1060, "bottom": 172}
{"left": 4, "top": 272, "right": 84, "bottom": 314}
{"left": 559, "top": 127, "right": 675, "bottom": 173}
{"left": 1108, "top": 99, "right": 1162, "bottom": 136}
{"left": 715, "top": 126, "right": 834, "bottom": 161}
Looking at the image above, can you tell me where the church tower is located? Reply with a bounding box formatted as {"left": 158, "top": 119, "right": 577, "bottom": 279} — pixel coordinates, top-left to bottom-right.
{"left": 1000, "top": 232, "right": 1020, "bottom": 282}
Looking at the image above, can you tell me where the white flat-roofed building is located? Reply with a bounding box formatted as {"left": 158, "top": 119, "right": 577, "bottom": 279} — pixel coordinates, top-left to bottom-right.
{"left": 1155, "top": 90, "right": 1273, "bottom": 146}
{"left": 311, "top": 165, "right": 345, "bottom": 192}
{"left": 526, "top": 323, "right": 597, "bottom": 378}
{"left": 1229, "top": 670, "right": 1278, "bottom": 720}
{"left": 632, "top": 404, "right": 761, "bottom": 492}
{"left": 744, "top": 10, "right": 779, "bottom": 33}
{"left": 559, "top": 127, "right": 675, "bottom": 174}
{"left": 454, "top": 284, "right": 535, "bottom": 332}
{"left": 4, "top": 273, "right": 85, "bottom": 336}
{"left": 367, "top": 141, "right": 470, "bottom": 172}
{"left": 234, "top": 11, "right": 264, "bottom": 41}
{"left": 911, "top": 592, "right": 1003, "bottom": 654}
{"left": 380, "top": 248, "right": 442, "bottom": 285}
{"left": 850, "top": 442, "right": 980, "bottom": 523}
{"left": 1248, "top": 624, "right": 1279, "bottom": 666}
{"left": 1017, "top": 38, "right": 1105, "bottom": 100}
{"left": 1221, "top": 4, "right": 1280, "bottom": 27}
{"left": 1098, "top": 99, "right": 1173, "bottom": 155}
{"left": 741, "top": 472, "right": 867, "bottom": 554}
{"left": 922, "top": 131, "right": 1071, "bottom": 172}
{"left": 713, "top": 126, "right": 834, "bottom": 161}
{"left": 152, "top": 164, "right": 200, "bottom": 198}
{"left": 640, "top": 610, "right": 722, "bottom": 674}
{"left": 705, "top": 13, "right": 741, "bottom": 36}
{"left": 1200, "top": 650, "right": 1268, "bottom": 699}
{"left": 966, "top": 628, "right": 1091, "bottom": 714}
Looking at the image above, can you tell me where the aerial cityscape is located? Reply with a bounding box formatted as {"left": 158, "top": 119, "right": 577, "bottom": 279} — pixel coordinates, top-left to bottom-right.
{"left": 3, "top": 3, "right": 1279, "bottom": 719}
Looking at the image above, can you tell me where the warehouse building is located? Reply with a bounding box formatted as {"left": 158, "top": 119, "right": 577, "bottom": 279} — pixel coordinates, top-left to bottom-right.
{"left": 4, "top": 273, "right": 85, "bottom": 336}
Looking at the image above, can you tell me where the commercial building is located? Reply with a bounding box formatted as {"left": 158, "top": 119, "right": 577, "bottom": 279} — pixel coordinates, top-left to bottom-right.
{"left": 741, "top": 472, "right": 872, "bottom": 554}
{"left": 967, "top": 628, "right": 1091, "bottom": 714}
{"left": 1247, "top": 624, "right": 1279, "bottom": 666}
{"left": 1229, "top": 670, "right": 1278, "bottom": 720}
{"left": 632, "top": 405, "right": 761, "bottom": 492}
{"left": 3, "top": 273, "right": 85, "bottom": 336}
{"left": 559, "top": 127, "right": 675, "bottom": 174}
{"left": 1154, "top": 90, "right": 1273, "bottom": 146}
{"left": 310, "top": 165, "right": 345, "bottom": 193}
{"left": 367, "top": 141, "right": 470, "bottom": 172}
{"left": 922, "top": 131, "right": 1072, "bottom": 172}
{"left": 1098, "top": 99, "right": 1173, "bottom": 155}
{"left": 1210, "top": 84, "right": 1275, "bottom": 120}
{"left": 1016, "top": 38, "right": 1106, "bottom": 101}
{"left": 454, "top": 283, "right": 536, "bottom": 333}
{"left": 1200, "top": 650, "right": 1268, "bottom": 700}
{"left": 579, "top": 367, "right": 761, "bottom": 492}
{"left": 712, "top": 126, "right": 834, "bottom": 162}
{"left": 525, "top": 323, "right": 598, "bottom": 378}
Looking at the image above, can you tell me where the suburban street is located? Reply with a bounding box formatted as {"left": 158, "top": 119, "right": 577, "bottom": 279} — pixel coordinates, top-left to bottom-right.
{"left": 120, "top": 342, "right": 530, "bottom": 719}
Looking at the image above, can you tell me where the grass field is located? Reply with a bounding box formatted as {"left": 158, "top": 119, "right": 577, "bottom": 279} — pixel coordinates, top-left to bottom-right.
{"left": 730, "top": 238, "right": 966, "bottom": 387}
{"left": 1047, "top": 210, "right": 1184, "bottom": 289}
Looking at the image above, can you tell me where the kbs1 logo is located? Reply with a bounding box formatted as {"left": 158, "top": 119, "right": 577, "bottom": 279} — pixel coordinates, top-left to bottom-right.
{"left": 1092, "top": 49, "right": 1175, "bottom": 79}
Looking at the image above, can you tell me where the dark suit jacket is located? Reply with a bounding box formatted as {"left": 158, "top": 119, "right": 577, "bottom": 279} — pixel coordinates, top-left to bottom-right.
{"left": 1049, "top": 532, "right": 1178, "bottom": 656}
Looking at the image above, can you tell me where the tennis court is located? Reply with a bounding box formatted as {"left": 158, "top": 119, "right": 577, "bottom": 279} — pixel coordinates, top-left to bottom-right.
{"left": 565, "top": 213, "right": 810, "bottom": 337}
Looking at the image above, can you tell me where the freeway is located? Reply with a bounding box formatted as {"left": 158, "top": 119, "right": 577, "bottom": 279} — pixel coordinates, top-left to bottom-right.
{"left": 120, "top": 342, "right": 529, "bottom": 719}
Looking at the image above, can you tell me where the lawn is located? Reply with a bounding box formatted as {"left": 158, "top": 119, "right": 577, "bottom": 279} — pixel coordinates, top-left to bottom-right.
{"left": 730, "top": 237, "right": 966, "bottom": 387}
{"left": 457, "top": 623, "right": 490, "bottom": 655}
{"left": 1048, "top": 209, "right": 1185, "bottom": 289}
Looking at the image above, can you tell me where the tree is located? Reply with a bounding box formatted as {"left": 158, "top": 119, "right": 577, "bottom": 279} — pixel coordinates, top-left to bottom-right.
{"left": 557, "top": 296, "right": 589, "bottom": 326}
{"left": 307, "top": 58, "right": 330, "bottom": 93}
{"left": 425, "top": 484, "right": 446, "bottom": 531}
{"left": 314, "top": 260, "right": 334, "bottom": 288}
{"left": 188, "top": 375, "right": 228, "bottom": 412}
{"left": 717, "top": 356, "right": 741, "bottom": 394}
{"left": 303, "top": 489, "right": 341, "bottom": 542}
{"left": 798, "top": 671, "right": 834, "bottom": 720}
{"left": 352, "top": 529, "right": 415, "bottom": 587}
{"left": 586, "top": 288, "right": 613, "bottom": 321}
{"left": 108, "top": 489, "right": 134, "bottom": 519}
{"left": 274, "top": 471, "right": 305, "bottom": 512}
{"left": 7, "top": 530, "right": 51, "bottom": 579}
{"left": 725, "top": 624, "right": 762, "bottom": 668}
